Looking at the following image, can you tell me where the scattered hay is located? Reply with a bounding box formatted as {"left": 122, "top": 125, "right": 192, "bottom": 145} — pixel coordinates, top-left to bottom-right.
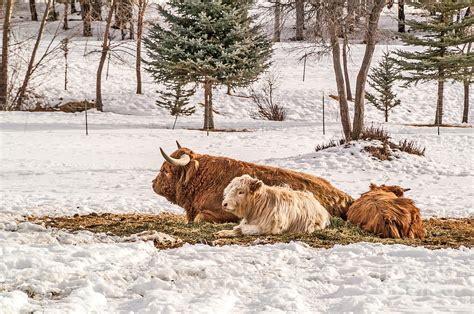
{"left": 28, "top": 212, "right": 473, "bottom": 250}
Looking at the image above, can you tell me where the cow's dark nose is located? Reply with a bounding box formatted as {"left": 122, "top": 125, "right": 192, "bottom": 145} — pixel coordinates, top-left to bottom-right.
{"left": 223, "top": 203, "right": 228, "bottom": 208}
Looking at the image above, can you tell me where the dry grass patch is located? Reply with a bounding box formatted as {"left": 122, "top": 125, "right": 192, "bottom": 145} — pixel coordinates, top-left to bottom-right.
{"left": 28, "top": 213, "right": 473, "bottom": 250}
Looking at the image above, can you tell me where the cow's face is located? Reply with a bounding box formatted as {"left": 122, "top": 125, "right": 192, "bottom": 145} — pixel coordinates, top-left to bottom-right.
{"left": 369, "top": 183, "right": 410, "bottom": 197}
{"left": 222, "top": 175, "right": 263, "bottom": 217}
{"left": 153, "top": 146, "right": 199, "bottom": 203}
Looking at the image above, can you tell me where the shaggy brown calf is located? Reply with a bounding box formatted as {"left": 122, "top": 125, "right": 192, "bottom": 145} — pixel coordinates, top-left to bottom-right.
{"left": 347, "top": 183, "right": 425, "bottom": 239}
{"left": 153, "top": 142, "right": 353, "bottom": 223}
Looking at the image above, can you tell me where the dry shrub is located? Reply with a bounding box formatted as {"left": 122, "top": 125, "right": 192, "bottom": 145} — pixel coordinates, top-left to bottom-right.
{"left": 250, "top": 71, "right": 287, "bottom": 121}
{"left": 58, "top": 100, "right": 96, "bottom": 113}
{"left": 396, "top": 139, "right": 425, "bottom": 156}
{"left": 364, "top": 141, "right": 392, "bottom": 161}
{"left": 360, "top": 125, "right": 390, "bottom": 142}
{"left": 314, "top": 126, "right": 425, "bottom": 161}
{"left": 315, "top": 138, "right": 346, "bottom": 152}
{"left": 253, "top": 102, "right": 287, "bottom": 121}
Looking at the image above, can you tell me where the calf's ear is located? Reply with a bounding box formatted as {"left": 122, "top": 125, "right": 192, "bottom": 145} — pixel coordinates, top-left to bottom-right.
{"left": 249, "top": 179, "right": 263, "bottom": 193}
{"left": 369, "top": 183, "right": 378, "bottom": 190}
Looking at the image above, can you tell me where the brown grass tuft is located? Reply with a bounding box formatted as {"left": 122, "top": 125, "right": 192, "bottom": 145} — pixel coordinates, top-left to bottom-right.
{"left": 396, "top": 139, "right": 426, "bottom": 156}
{"left": 315, "top": 138, "right": 346, "bottom": 152}
{"left": 360, "top": 125, "right": 390, "bottom": 142}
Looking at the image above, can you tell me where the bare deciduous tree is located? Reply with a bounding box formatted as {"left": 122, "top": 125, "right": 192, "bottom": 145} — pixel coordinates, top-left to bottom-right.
{"left": 114, "top": 0, "right": 134, "bottom": 40}
{"left": 135, "top": 0, "right": 148, "bottom": 94}
{"left": 1, "top": 0, "right": 14, "bottom": 109}
{"left": 16, "top": 0, "right": 52, "bottom": 110}
{"left": 295, "top": 0, "right": 305, "bottom": 40}
{"left": 274, "top": 0, "right": 281, "bottom": 42}
{"left": 312, "top": 0, "right": 386, "bottom": 140}
{"left": 63, "top": 0, "right": 69, "bottom": 30}
{"left": 29, "top": 0, "right": 39, "bottom": 21}
{"left": 352, "top": 0, "right": 386, "bottom": 139}
{"left": 96, "top": 0, "right": 117, "bottom": 111}
{"left": 81, "top": 0, "right": 93, "bottom": 36}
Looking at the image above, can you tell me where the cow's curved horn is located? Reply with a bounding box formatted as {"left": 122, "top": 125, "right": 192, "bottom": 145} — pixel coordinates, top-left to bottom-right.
{"left": 160, "top": 147, "right": 190, "bottom": 167}
{"left": 403, "top": 188, "right": 411, "bottom": 192}
{"left": 176, "top": 140, "right": 182, "bottom": 149}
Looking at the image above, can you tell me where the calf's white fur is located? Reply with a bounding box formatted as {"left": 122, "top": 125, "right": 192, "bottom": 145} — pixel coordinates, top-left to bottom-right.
{"left": 215, "top": 175, "right": 331, "bottom": 237}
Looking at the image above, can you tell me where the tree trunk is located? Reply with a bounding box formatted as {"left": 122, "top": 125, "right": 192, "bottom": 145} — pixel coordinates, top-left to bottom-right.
{"left": 71, "top": 0, "right": 77, "bottom": 14}
{"left": 115, "top": 0, "right": 133, "bottom": 40}
{"left": 203, "top": 79, "right": 215, "bottom": 130}
{"left": 434, "top": 72, "right": 444, "bottom": 126}
{"left": 273, "top": 0, "right": 281, "bottom": 42}
{"left": 96, "top": 0, "right": 116, "bottom": 112}
{"left": 329, "top": 21, "right": 351, "bottom": 140}
{"left": 347, "top": 0, "right": 356, "bottom": 32}
{"left": 63, "top": 0, "right": 69, "bottom": 30}
{"left": 172, "top": 115, "right": 178, "bottom": 130}
{"left": 398, "top": 0, "right": 405, "bottom": 33}
{"left": 48, "top": 0, "right": 58, "bottom": 21}
{"left": 29, "top": 0, "right": 38, "bottom": 21}
{"left": 342, "top": 36, "right": 352, "bottom": 101}
{"left": 314, "top": 0, "right": 321, "bottom": 37}
{"left": 385, "top": 108, "right": 388, "bottom": 122}
{"left": 352, "top": 0, "right": 385, "bottom": 140}
{"left": 136, "top": 0, "right": 146, "bottom": 94}
{"left": 82, "top": 0, "right": 93, "bottom": 36}
{"left": 462, "top": 77, "right": 470, "bottom": 123}
{"left": 92, "top": 0, "right": 102, "bottom": 20}
{"left": 295, "top": 0, "right": 304, "bottom": 41}
{"left": 16, "top": 0, "right": 52, "bottom": 110}
{"left": 1, "top": 0, "right": 13, "bottom": 109}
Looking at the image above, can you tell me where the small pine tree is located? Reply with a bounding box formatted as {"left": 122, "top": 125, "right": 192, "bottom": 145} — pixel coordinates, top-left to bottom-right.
{"left": 394, "top": 1, "right": 474, "bottom": 125}
{"left": 366, "top": 51, "right": 401, "bottom": 122}
{"left": 156, "top": 81, "right": 196, "bottom": 129}
{"left": 144, "top": 0, "right": 272, "bottom": 130}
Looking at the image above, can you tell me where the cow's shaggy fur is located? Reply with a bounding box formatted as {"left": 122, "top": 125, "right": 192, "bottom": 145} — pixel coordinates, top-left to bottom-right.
{"left": 153, "top": 146, "right": 354, "bottom": 223}
{"left": 347, "top": 184, "right": 425, "bottom": 239}
{"left": 215, "top": 175, "right": 331, "bottom": 237}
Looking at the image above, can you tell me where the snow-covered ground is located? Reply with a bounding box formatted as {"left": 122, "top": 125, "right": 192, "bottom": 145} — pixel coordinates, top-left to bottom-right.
{"left": 1, "top": 4, "right": 473, "bottom": 313}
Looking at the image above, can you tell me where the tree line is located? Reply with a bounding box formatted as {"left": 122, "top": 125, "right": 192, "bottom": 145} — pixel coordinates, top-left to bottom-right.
{"left": 1, "top": 0, "right": 472, "bottom": 135}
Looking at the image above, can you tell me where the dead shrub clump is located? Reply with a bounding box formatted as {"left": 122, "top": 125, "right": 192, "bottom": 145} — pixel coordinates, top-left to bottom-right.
{"left": 395, "top": 139, "right": 425, "bottom": 156}
{"left": 360, "top": 125, "right": 390, "bottom": 142}
{"left": 314, "top": 126, "right": 425, "bottom": 161}
{"left": 315, "top": 138, "right": 346, "bottom": 152}
{"left": 364, "top": 140, "right": 392, "bottom": 161}
{"left": 250, "top": 71, "right": 287, "bottom": 121}
{"left": 58, "top": 100, "right": 96, "bottom": 113}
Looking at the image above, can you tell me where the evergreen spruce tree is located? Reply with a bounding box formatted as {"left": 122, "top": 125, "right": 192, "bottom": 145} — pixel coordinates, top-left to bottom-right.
{"left": 144, "top": 0, "right": 272, "bottom": 130}
{"left": 394, "top": 1, "right": 474, "bottom": 125}
{"left": 366, "top": 51, "right": 401, "bottom": 122}
{"left": 156, "top": 81, "right": 196, "bottom": 129}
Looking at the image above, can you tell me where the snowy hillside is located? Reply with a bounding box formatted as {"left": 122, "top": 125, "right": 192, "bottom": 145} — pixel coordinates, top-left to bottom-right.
{"left": 1, "top": 1, "right": 473, "bottom": 313}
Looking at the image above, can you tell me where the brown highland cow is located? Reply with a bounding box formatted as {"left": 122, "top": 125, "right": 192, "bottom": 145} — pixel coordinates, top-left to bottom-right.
{"left": 347, "top": 183, "right": 425, "bottom": 239}
{"left": 153, "top": 142, "right": 354, "bottom": 223}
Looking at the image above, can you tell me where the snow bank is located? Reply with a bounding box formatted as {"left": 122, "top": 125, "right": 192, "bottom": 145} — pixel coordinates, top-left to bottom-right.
{"left": 0, "top": 225, "right": 472, "bottom": 312}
